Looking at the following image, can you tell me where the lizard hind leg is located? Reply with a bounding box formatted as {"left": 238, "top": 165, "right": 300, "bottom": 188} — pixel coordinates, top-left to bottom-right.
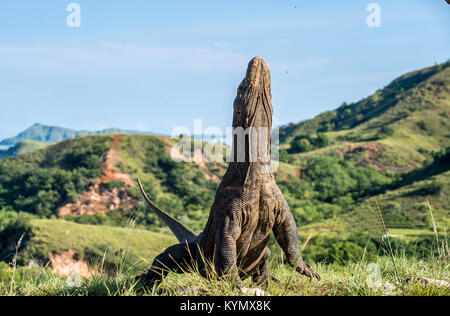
{"left": 251, "top": 247, "right": 271, "bottom": 287}
{"left": 136, "top": 242, "right": 198, "bottom": 289}
{"left": 237, "top": 248, "right": 271, "bottom": 296}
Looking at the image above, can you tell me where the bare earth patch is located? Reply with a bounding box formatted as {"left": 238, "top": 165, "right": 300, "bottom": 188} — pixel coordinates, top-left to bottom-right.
{"left": 99, "top": 134, "right": 135, "bottom": 187}
{"left": 57, "top": 134, "right": 135, "bottom": 217}
{"left": 51, "top": 250, "right": 95, "bottom": 278}
{"left": 166, "top": 139, "right": 222, "bottom": 182}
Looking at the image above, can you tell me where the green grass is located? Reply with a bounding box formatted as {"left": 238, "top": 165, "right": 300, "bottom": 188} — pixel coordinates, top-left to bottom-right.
{"left": 1, "top": 255, "right": 448, "bottom": 296}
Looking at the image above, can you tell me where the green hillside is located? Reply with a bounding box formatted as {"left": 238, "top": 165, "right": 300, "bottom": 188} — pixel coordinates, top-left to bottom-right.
{"left": 1, "top": 62, "right": 447, "bottom": 232}
{"left": 0, "top": 218, "right": 175, "bottom": 273}
{"left": 0, "top": 140, "right": 49, "bottom": 160}
{"left": 0, "top": 135, "right": 112, "bottom": 218}
{"left": 281, "top": 61, "right": 450, "bottom": 172}
{"left": 280, "top": 61, "right": 449, "bottom": 142}
{"left": 274, "top": 61, "right": 450, "bottom": 231}
{"left": 0, "top": 133, "right": 226, "bottom": 231}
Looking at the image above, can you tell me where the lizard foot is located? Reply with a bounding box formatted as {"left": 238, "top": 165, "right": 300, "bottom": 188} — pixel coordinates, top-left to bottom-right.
{"left": 297, "top": 263, "right": 321, "bottom": 281}
{"left": 240, "top": 287, "right": 269, "bottom": 296}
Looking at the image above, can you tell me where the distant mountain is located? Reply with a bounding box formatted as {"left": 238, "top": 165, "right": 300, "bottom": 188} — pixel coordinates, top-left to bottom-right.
{"left": 0, "top": 123, "right": 149, "bottom": 146}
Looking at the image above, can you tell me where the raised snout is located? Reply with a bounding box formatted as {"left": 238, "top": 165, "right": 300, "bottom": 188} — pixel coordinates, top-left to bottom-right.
{"left": 244, "top": 57, "right": 271, "bottom": 91}
{"left": 233, "top": 57, "right": 273, "bottom": 129}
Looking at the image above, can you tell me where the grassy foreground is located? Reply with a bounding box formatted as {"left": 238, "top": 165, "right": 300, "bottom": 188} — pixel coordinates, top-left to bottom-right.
{"left": 0, "top": 255, "right": 448, "bottom": 296}
{"left": 1, "top": 218, "right": 449, "bottom": 296}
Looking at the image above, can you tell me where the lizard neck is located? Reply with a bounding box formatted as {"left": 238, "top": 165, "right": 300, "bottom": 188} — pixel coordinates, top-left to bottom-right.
{"left": 227, "top": 126, "right": 273, "bottom": 187}
{"left": 225, "top": 162, "right": 274, "bottom": 188}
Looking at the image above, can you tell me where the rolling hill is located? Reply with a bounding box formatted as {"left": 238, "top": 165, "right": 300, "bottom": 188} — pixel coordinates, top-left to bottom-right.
{"left": 0, "top": 218, "right": 176, "bottom": 274}
{"left": 276, "top": 61, "right": 450, "bottom": 239}
{"left": 280, "top": 61, "right": 450, "bottom": 172}
{"left": 0, "top": 140, "right": 49, "bottom": 160}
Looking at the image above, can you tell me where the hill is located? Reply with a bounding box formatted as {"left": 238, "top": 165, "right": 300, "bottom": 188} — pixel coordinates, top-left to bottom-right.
{"left": 280, "top": 61, "right": 449, "bottom": 142}
{"left": 280, "top": 61, "right": 450, "bottom": 173}
{"left": 0, "top": 140, "right": 49, "bottom": 160}
{"left": 0, "top": 218, "right": 176, "bottom": 275}
{"left": 0, "top": 133, "right": 228, "bottom": 231}
{"left": 0, "top": 123, "right": 147, "bottom": 146}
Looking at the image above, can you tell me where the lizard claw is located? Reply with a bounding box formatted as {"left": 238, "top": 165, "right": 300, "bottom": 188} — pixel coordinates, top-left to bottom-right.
{"left": 297, "top": 263, "right": 321, "bottom": 281}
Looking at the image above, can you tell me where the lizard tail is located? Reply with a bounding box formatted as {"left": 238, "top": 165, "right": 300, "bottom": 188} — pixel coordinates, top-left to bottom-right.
{"left": 137, "top": 179, "right": 197, "bottom": 244}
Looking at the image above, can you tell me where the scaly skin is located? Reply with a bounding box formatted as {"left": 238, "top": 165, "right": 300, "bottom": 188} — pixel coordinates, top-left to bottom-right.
{"left": 137, "top": 57, "right": 319, "bottom": 289}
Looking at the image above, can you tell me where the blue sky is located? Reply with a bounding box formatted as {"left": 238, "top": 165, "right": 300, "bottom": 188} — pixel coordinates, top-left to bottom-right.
{"left": 0, "top": 1, "right": 449, "bottom": 140}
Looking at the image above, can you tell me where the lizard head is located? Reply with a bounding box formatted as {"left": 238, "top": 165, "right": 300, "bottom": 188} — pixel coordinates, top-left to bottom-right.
{"left": 231, "top": 57, "right": 273, "bottom": 165}
{"left": 232, "top": 57, "right": 273, "bottom": 130}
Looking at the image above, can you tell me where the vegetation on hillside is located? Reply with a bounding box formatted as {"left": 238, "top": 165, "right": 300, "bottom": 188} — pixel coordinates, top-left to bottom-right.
{"left": 0, "top": 136, "right": 111, "bottom": 217}
{"left": 288, "top": 133, "right": 330, "bottom": 154}
{"left": 279, "top": 61, "right": 449, "bottom": 142}
{"left": 0, "top": 140, "right": 49, "bottom": 160}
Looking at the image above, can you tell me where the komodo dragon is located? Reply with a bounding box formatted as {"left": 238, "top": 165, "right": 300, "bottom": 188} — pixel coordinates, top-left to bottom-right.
{"left": 137, "top": 57, "right": 320, "bottom": 289}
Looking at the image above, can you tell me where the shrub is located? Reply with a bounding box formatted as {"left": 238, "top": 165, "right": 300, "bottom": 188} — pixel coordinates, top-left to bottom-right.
{"left": 279, "top": 149, "right": 290, "bottom": 163}
{"left": 103, "top": 180, "right": 126, "bottom": 191}
{"left": 289, "top": 133, "right": 330, "bottom": 153}
{"left": 420, "top": 180, "right": 444, "bottom": 196}
{"left": 378, "top": 126, "right": 395, "bottom": 138}
{"left": 417, "top": 121, "right": 431, "bottom": 132}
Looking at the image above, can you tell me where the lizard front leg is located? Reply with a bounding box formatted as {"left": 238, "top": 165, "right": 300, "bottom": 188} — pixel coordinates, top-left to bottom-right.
{"left": 273, "top": 200, "right": 320, "bottom": 280}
